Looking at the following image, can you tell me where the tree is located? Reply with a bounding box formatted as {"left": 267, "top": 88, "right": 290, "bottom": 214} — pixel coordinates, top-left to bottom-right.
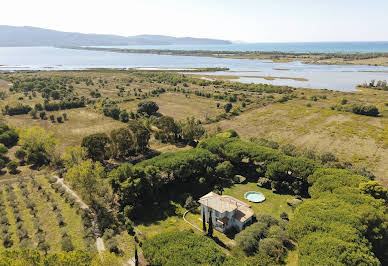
{"left": 137, "top": 101, "right": 159, "bottom": 116}
{"left": 119, "top": 110, "right": 129, "bottom": 123}
{"left": 15, "top": 148, "right": 27, "bottom": 163}
{"left": 30, "top": 109, "right": 37, "bottom": 119}
{"left": 81, "top": 133, "right": 111, "bottom": 161}
{"left": 39, "top": 111, "right": 47, "bottom": 120}
{"left": 142, "top": 231, "right": 226, "bottom": 265}
{"left": 215, "top": 161, "right": 234, "bottom": 178}
{"left": 202, "top": 211, "right": 206, "bottom": 232}
{"left": 135, "top": 245, "right": 139, "bottom": 266}
{"left": 61, "top": 145, "right": 87, "bottom": 169}
{"left": 127, "top": 120, "right": 150, "bottom": 153}
{"left": 7, "top": 161, "right": 18, "bottom": 174}
{"left": 17, "top": 126, "right": 56, "bottom": 167}
{"left": 56, "top": 116, "right": 63, "bottom": 123}
{"left": 359, "top": 181, "right": 388, "bottom": 203}
{"left": 0, "top": 143, "right": 8, "bottom": 155}
{"left": 181, "top": 117, "right": 205, "bottom": 145}
{"left": 63, "top": 113, "right": 67, "bottom": 120}
{"left": 259, "top": 238, "right": 286, "bottom": 261}
{"left": 207, "top": 211, "right": 213, "bottom": 237}
{"left": 110, "top": 127, "right": 135, "bottom": 158}
{"left": 155, "top": 116, "right": 180, "bottom": 143}
{"left": 0, "top": 124, "right": 19, "bottom": 147}
{"left": 61, "top": 235, "right": 74, "bottom": 252}
{"left": 224, "top": 103, "right": 232, "bottom": 113}
{"left": 66, "top": 159, "right": 106, "bottom": 205}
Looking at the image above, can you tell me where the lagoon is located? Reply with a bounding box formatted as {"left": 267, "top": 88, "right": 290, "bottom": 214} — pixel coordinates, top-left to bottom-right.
{"left": 1, "top": 47, "right": 388, "bottom": 91}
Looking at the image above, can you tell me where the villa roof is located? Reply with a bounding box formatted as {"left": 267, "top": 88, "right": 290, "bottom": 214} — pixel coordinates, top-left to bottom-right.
{"left": 198, "top": 192, "right": 238, "bottom": 213}
{"left": 198, "top": 192, "right": 254, "bottom": 223}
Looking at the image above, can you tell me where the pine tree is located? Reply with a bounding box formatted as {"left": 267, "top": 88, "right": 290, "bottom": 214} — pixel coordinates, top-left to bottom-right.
{"left": 135, "top": 244, "right": 139, "bottom": 266}
{"left": 207, "top": 211, "right": 213, "bottom": 237}
{"left": 202, "top": 210, "right": 206, "bottom": 232}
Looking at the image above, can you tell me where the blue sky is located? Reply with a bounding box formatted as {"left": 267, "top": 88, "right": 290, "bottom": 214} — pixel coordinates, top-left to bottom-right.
{"left": 2, "top": 0, "right": 388, "bottom": 42}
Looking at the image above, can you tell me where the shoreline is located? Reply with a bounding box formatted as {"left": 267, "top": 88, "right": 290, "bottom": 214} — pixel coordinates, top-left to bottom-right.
{"left": 63, "top": 46, "right": 388, "bottom": 66}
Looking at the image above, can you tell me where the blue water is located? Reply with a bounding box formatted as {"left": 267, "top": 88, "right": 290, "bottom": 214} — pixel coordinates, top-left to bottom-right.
{"left": 92, "top": 42, "right": 388, "bottom": 53}
{"left": 1, "top": 47, "right": 388, "bottom": 91}
{"left": 245, "top": 192, "right": 265, "bottom": 203}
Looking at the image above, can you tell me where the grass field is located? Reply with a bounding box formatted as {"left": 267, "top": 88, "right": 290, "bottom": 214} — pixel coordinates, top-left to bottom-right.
{"left": 212, "top": 88, "right": 388, "bottom": 186}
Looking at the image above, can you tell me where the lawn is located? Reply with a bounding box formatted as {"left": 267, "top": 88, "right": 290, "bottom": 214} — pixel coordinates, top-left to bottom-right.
{"left": 223, "top": 182, "right": 294, "bottom": 219}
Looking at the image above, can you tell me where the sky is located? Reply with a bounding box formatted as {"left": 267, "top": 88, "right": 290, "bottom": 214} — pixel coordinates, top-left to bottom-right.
{"left": 1, "top": 0, "right": 388, "bottom": 42}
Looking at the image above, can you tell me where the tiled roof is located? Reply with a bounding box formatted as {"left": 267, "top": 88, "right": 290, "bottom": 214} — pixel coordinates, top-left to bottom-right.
{"left": 198, "top": 192, "right": 254, "bottom": 223}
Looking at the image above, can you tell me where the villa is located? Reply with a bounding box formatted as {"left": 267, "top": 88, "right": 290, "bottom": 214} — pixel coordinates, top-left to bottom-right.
{"left": 198, "top": 192, "right": 254, "bottom": 233}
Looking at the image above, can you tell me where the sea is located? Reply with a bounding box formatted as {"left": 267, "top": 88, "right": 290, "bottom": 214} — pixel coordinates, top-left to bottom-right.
{"left": 93, "top": 42, "right": 388, "bottom": 53}
{"left": 0, "top": 43, "right": 388, "bottom": 91}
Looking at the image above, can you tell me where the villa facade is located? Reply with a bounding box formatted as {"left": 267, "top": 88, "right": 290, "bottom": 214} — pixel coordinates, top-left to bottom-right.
{"left": 198, "top": 192, "right": 254, "bottom": 233}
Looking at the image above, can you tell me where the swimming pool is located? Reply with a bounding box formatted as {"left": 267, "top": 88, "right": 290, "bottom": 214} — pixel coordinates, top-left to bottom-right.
{"left": 244, "top": 191, "right": 266, "bottom": 203}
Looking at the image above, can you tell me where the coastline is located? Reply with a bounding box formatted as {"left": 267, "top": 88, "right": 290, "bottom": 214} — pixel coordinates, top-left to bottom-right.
{"left": 63, "top": 46, "right": 388, "bottom": 66}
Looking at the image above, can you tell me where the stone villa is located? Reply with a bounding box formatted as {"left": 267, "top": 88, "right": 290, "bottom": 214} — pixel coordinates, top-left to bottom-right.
{"left": 198, "top": 192, "right": 254, "bottom": 233}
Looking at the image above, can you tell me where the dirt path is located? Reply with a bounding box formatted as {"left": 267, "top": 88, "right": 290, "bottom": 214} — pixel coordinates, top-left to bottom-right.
{"left": 56, "top": 177, "right": 106, "bottom": 252}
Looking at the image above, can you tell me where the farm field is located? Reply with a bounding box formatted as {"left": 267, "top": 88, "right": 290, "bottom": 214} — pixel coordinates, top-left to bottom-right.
{"left": 0, "top": 176, "right": 90, "bottom": 253}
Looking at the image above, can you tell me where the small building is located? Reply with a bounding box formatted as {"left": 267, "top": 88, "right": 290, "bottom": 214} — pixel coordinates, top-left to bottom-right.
{"left": 198, "top": 192, "right": 254, "bottom": 233}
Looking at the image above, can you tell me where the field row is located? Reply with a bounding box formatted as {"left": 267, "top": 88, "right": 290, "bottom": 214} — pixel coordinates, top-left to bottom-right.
{"left": 0, "top": 176, "right": 95, "bottom": 253}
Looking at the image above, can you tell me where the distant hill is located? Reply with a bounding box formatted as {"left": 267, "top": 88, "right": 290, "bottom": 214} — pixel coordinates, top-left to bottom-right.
{"left": 0, "top": 26, "right": 232, "bottom": 47}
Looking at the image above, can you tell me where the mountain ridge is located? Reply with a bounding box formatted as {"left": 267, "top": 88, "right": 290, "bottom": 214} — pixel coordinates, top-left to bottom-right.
{"left": 0, "top": 25, "right": 232, "bottom": 47}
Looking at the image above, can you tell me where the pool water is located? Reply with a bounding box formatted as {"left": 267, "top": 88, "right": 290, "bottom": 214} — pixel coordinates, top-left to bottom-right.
{"left": 244, "top": 191, "right": 266, "bottom": 203}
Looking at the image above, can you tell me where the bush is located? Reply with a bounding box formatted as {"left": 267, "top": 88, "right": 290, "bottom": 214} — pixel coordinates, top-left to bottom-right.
{"left": 280, "top": 212, "right": 289, "bottom": 221}
{"left": 0, "top": 144, "right": 8, "bottom": 155}
{"left": 137, "top": 101, "right": 159, "bottom": 116}
{"left": 3, "top": 233, "right": 13, "bottom": 248}
{"left": 61, "top": 234, "right": 74, "bottom": 252}
{"left": 6, "top": 161, "right": 18, "bottom": 174}
{"left": 15, "top": 149, "right": 27, "bottom": 162}
{"left": 258, "top": 238, "right": 286, "bottom": 261}
{"left": 351, "top": 104, "right": 379, "bottom": 117}
{"left": 224, "top": 103, "right": 232, "bottom": 113}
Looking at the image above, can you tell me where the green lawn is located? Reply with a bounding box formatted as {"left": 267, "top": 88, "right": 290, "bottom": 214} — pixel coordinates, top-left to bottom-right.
{"left": 223, "top": 182, "right": 294, "bottom": 219}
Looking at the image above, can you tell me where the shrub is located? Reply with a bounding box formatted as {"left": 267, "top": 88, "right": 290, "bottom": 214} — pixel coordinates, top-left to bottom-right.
{"left": 280, "top": 212, "right": 289, "bottom": 221}
{"left": 3, "top": 233, "right": 13, "bottom": 248}
{"left": 137, "top": 101, "right": 159, "bottom": 116}
{"left": 224, "top": 103, "right": 232, "bottom": 113}
{"left": 351, "top": 104, "right": 379, "bottom": 117}
{"left": 61, "top": 234, "right": 74, "bottom": 252}
{"left": 258, "top": 238, "right": 286, "bottom": 261}
{"left": 0, "top": 144, "right": 8, "bottom": 155}
{"left": 6, "top": 161, "right": 18, "bottom": 174}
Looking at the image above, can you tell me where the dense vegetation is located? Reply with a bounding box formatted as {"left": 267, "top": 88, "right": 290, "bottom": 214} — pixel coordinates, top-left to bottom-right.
{"left": 289, "top": 168, "right": 387, "bottom": 265}
{"left": 359, "top": 80, "right": 388, "bottom": 91}
{"left": 1, "top": 70, "right": 387, "bottom": 265}
{"left": 235, "top": 214, "right": 290, "bottom": 262}
{"left": 143, "top": 231, "right": 227, "bottom": 265}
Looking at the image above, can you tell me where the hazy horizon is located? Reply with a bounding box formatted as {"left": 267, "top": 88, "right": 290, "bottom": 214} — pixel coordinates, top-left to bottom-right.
{"left": 2, "top": 0, "right": 388, "bottom": 43}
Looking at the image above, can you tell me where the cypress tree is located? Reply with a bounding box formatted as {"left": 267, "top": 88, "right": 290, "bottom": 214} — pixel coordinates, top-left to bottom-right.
{"left": 202, "top": 210, "right": 206, "bottom": 232}
{"left": 207, "top": 211, "right": 213, "bottom": 237}
{"left": 135, "top": 244, "right": 139, "bottom": 266}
